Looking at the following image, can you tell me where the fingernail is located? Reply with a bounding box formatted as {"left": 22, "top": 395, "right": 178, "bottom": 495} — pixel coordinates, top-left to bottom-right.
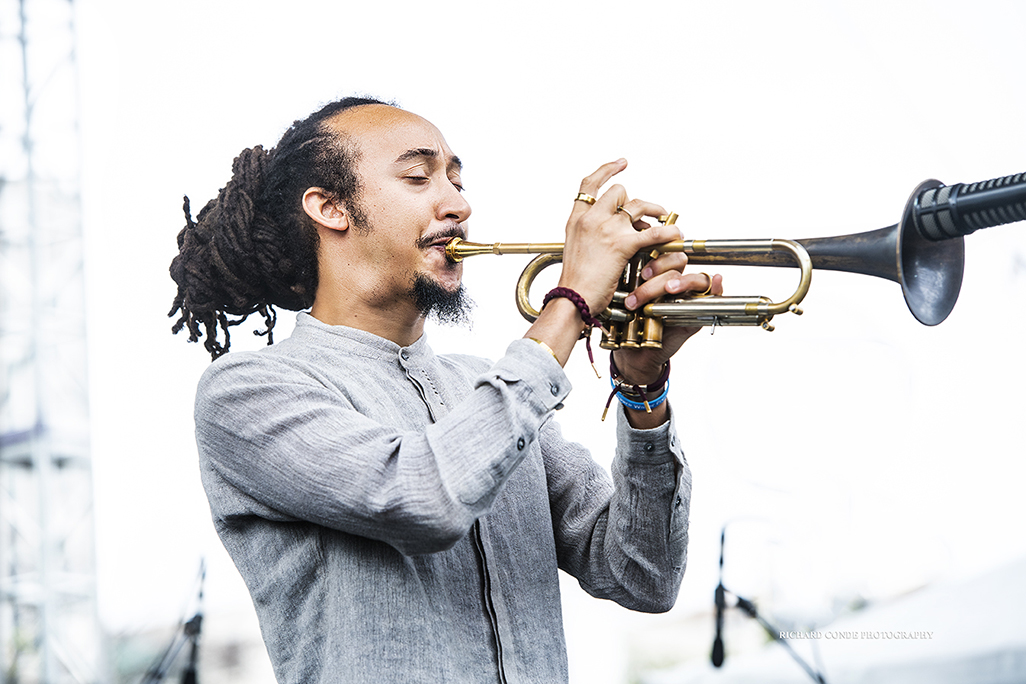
{"left": 642, "top": 266, "right": 653, "bottom": 279}
{"left": 668, "top": 278, "right": 681, "bottom": 291}
{"left": 625, "top": 294, "right": 637, "bottom": 310}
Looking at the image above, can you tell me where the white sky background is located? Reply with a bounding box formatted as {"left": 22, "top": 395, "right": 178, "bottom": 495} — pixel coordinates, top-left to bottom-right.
{"left": 73, "top": 0, "right": 1025, "bottom": 680}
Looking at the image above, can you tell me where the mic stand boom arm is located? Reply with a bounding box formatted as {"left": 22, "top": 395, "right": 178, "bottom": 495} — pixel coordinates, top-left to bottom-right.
{"left": 727, "top": 590, "right": 827, "bottom": 684}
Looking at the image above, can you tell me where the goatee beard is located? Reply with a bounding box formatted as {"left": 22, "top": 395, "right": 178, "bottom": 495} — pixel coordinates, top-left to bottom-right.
{"left": 410, "top": 273, "right": 474, "bottom": 328}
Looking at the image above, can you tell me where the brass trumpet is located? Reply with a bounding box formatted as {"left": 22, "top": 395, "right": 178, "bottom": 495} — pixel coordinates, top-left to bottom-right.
{"left": 445, "top": 174, "right": 1026, "bottom": 349}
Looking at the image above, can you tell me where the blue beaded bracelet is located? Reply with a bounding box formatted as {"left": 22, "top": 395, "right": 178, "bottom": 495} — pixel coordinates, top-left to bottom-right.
{"left": 610, "top": 377, "right": 670, "bottom": 412}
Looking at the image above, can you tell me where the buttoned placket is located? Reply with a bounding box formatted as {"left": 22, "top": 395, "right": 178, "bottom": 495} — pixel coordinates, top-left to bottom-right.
{"left": 398, "top": 347, "right": 446, "bottom": 421}
{"left": 397, "top": 346, "right": 512, "bottom": 683}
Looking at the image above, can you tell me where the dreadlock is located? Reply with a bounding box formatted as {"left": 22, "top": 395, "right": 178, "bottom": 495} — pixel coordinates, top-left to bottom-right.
{"left": 168, "top": 96, "right": 393, "bottom": 360}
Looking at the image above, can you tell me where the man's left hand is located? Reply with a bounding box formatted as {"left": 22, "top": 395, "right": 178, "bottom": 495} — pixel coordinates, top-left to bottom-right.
{"left": 611, "top": 252, "right": 724, "bottom": 386}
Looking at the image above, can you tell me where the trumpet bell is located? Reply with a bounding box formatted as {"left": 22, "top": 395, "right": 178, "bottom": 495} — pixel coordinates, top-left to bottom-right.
{"left": 795, "top": 180, "right": 964, "bottom": 326}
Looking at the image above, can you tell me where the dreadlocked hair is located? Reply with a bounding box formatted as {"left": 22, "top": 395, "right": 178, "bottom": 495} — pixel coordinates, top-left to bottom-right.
{"left": 168, "top": 96, "right": 393, "bottom": 360}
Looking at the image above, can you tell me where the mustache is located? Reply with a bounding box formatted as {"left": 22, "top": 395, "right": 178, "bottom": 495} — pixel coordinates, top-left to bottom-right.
{"left": 416, "top": 223, "right": 467, "bottom": 250}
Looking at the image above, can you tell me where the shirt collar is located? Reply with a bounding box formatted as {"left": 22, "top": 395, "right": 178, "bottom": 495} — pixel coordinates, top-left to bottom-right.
{"left": 293, "top": 312, "right": 433, "bottom": 363}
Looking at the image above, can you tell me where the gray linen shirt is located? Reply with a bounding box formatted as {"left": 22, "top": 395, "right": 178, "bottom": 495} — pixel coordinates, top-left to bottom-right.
{"left": 196, "top": 313, "right": 691, "bottom": 683}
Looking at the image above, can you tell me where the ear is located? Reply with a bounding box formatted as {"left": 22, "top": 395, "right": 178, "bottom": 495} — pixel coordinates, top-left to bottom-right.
{"left": 302, "top": 187, "right": 350, "bottom": 232}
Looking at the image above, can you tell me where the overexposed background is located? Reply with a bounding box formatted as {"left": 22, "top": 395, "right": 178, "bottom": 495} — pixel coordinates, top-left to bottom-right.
{"left": 74, "top": 0, "right": 1025, "bottom": 681}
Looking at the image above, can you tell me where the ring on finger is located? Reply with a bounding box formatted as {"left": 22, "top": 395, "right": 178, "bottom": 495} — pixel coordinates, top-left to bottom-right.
{"left": 575, "top": 192, "right": 597, "bottom": 205}
{"left": 694, "top": 272, "right": 714, "bottom": 296}
{"left": 616, "top": 205, "right": 636, "bottom": 223}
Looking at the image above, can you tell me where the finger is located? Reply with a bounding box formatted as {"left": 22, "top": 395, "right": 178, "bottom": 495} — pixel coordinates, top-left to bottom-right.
{"left": 628, "top": 221, "right": 684, "bottom": 252}
{"left": 593, "top": 182, "right": 629, "bottom": 215}
{"left": 579, "top": 158, "right": 628, "bottom": 197}
{"left": 624, "top": 272, "right": 723, "bottom": 310}
{"left": 622, "top": 270, "right": 679, "bottom": 310}
{"left": 614, "top": 198, "right": 669, "bottom": 225}
{"left": 664, "top": 272, "right": 723, "bottom": 296}
{"left": 711, "top": 273, "right": 724, "bottom": 295}
{"left": 641, "top": 252, "right": 689, "bottom": 280}
{"left": 571, "top": 159, "right": 628, "bottom": 219}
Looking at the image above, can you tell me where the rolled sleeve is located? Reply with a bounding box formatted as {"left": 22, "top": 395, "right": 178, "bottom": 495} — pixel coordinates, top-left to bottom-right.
{"left": 549, "top": 402, "right": 691, "bottom": 613}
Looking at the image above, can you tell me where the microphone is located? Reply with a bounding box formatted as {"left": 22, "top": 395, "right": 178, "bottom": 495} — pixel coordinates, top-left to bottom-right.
{"left": 712, "top": 583, "right": 725, "bottom": 667}
{"left": 711, "top": 528, "right": 726, "bottom": 667}
{"left": 911, "top": 171, "right": 1026, "bottom": 242}
{"left": 180, "top": 614, "right": 202, "bottom": 684}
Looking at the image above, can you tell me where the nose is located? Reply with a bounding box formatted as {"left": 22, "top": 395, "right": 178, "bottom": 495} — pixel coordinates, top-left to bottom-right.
{"left": 438, "top": 180, "right": 472, "bottom": 223}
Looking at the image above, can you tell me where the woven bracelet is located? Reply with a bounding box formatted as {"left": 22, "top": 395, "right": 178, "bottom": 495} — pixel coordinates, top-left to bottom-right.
{"left": 542, "top": 287, "right": 602, "bottom": 377}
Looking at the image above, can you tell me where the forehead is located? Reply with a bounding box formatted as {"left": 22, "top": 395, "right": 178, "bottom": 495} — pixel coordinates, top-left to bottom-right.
{"left": 327, "top": 105, "right": 458, "bottom": 170}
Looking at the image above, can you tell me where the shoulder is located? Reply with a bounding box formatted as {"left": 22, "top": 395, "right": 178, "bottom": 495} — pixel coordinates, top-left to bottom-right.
{"left": 198, "top": 342, "right": 314, "bottom": 393}
{"left": 195, "top": 340, "right": 340, "bottom": 427}
{"left": 437, "top": 351, "right": 492, "bottom": 374}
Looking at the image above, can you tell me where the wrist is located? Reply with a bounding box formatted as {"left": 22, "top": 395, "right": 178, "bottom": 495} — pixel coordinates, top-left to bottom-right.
{"left": 542, "top": 286, "right": 602, "bottom": 376}
{"left": 603, "top": 354, "right": 671, "bottom": 421}
{"left": 610, "top": 350, "right": 668, "bottom": 386}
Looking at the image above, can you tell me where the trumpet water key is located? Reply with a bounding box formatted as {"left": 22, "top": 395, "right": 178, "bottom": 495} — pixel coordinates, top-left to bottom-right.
{"left": 445, "top": 172, "right": 1026, "bottom": 349}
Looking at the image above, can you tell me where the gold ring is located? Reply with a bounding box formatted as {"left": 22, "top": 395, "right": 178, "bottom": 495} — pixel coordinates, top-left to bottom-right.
{"left": 694, "top": 272, "right": 714, "bottom": 296}
{"left": 575, "top": 192, "right": 597, "bottom": 205}
{"left": 616, "top": 205, "right": 636, "bottom": 223}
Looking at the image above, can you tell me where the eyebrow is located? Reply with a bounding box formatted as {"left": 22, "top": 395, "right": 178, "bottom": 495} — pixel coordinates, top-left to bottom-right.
{"left": 394, "top": 147, "right": 463, "bottom": 173}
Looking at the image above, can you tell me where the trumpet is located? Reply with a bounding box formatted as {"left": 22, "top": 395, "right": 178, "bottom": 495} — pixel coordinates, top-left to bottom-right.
{"left": 445, "top": 173, "right": 1026, "bottom": 350}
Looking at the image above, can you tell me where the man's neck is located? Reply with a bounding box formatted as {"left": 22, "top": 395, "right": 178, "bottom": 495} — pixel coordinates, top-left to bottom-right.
{"left": 310, "top": 294, "right": 426, "bottom": 348}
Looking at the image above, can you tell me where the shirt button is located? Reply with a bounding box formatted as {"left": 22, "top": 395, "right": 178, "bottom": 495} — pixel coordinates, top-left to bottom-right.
{"left": 517, "top": 437, "right": 526, "bottom": 451}
{"left": 400, "top": 350, "right": 410, "bottom": 361}
{"left": 550, "top": 384, "right": 559, "bottom": 396}
{"left": 644, "top": 443, "right": 654, "bottom": 452}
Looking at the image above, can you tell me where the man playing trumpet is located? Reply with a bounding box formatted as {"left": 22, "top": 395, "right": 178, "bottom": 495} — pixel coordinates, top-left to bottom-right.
{"left": 169, "top": 96, "right": 722, "bottom": 683}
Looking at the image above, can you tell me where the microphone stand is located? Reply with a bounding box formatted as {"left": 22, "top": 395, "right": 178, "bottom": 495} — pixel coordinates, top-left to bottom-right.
{"left": 711, "top": 529, "right": 725, "bottom": 667}
{"left": 711, "top": 527, "right": 827, "bottom": 684}
{"left": 729, "top": 591, "right": 826, "bottom": 684}
{"left": 141, "top": 560, "right": 205, "bottom": 684}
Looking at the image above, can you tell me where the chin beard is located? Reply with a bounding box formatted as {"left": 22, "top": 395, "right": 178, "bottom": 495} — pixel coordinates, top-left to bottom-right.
{"left": 410, "top": 273, "right": 475, "bottom": 328}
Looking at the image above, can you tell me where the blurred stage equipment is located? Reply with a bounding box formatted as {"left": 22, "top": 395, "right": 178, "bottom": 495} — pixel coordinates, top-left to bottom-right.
{"left": 446, "top": 172, "right": 1026, "bottom": 347}
{"left": 141, "top": 561, "right": 205, "bottom": 684}
{"left": 711, "top": 527, "right": 827, "bottom": 683}
{"left": 0, "top": 0, "right": 105, "bottom": 681}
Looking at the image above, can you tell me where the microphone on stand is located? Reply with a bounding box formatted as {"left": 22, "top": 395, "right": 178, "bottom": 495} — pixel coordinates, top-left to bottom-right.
{"left": 181, "top": 559, "right": 205, "bottom": 684}
{"left": 707, "top": 525, "right": 829, "bottom": 683}
{"left": 711, "top": 527, "right": 726, "bottom": 667}
{"left": 141, "top": 559, "right": 207, "bottom": 684}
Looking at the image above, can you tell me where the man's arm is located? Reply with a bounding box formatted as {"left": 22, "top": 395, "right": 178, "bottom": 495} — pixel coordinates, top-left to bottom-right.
{"left": 195, "top": 339, "right": 570, "bottom": 556}
{"left": 543, "top": 404, "right": 690, "bottom": 613}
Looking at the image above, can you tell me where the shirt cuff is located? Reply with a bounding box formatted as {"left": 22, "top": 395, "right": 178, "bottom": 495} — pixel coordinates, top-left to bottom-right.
{"left": 615, "top": 401, "right": 685, "bottom": 468}
{"left": 483, "top": 338, "right": 572, "bottom": 412}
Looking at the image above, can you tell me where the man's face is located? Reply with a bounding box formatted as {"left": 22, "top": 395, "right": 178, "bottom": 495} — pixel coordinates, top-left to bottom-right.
{"left": 329, "top": 105, "right": 472, "bottom": 314}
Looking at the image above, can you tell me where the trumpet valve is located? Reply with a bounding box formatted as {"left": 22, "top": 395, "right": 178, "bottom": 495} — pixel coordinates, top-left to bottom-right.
{"left": 600, "top": 323, "right": 622, "bottom": 350}
{"left": 789, "top": 304, "right": 803, "bottom": 316}
{"left": 619, "top": 315, "right": 642, "bottom": 349}
{"left": 641, "top": 316, "right": 664, "bottom": 349}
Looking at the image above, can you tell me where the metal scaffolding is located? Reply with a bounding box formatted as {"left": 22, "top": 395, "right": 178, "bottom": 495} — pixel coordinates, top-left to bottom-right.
{"left": 0, "top": 0, "right": 104, "bottom": 681}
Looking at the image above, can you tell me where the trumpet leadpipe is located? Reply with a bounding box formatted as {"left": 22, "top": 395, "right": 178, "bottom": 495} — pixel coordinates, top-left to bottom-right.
{"left": 444, "top": 238, "right": 563, "bottom": 261}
